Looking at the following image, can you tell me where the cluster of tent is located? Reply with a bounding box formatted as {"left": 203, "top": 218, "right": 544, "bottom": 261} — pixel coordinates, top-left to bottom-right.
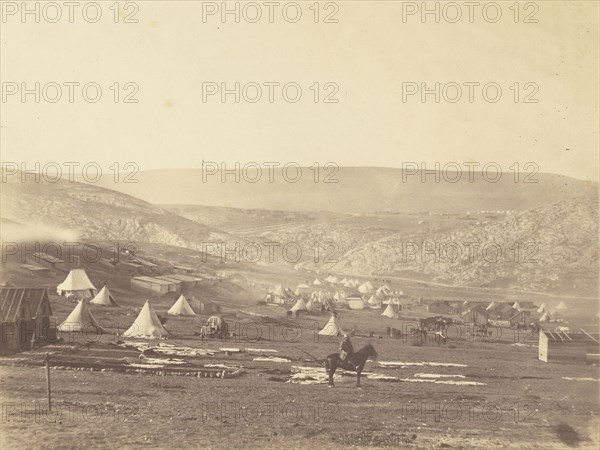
{"left": 267, "top": 276, "right": 406, "bottom": 316}
{"left": 288, "top": 297, "right": 323, "bottom": 314}
{"left": 483, "top": 299, "right": 568, "bottom": 323}
{"left": 535, "top": 301, "right": 567, "bottom": 323}
{"left": 55, "top": 268, "right": 203, "bottom": 339}
{"left": 57, "top": 299, "right": 170, "bottom": 338}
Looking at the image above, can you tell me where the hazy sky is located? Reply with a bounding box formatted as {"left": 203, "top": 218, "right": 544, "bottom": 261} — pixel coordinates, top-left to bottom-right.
{"left": 1, "top": 1, "right": 598, "bottom": 181}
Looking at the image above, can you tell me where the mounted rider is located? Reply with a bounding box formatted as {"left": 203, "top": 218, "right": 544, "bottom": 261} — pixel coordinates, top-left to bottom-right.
{"left": 339, "top": 334, "right": 355, "bottom": 367}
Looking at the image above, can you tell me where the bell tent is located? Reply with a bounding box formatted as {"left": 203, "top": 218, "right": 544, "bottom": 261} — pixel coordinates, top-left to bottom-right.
{"left": 290, "top": 298, "right": 308, "bottom": 313}
{"left": 57, "top": 268, "right": 96, "bottom": 299}
{"left": 123, "top": 300, "right": 170, "bottom": 338}
{"left": 89, "top": 285, "right": 119, "bottom": 307}
{"left": 555, "top": 301, "right": 568, "bottom": 311}
{"left": 318, "top": 314, "right": 344, "bottom": 336}
{"left": 381, "top": 304, "right": 399, "bottom": 318}
{"left": 168, "top": 294, "right": 196, "bottom": 316}
{"left": 58, "top": 299, "right": 105, "bottom": 332}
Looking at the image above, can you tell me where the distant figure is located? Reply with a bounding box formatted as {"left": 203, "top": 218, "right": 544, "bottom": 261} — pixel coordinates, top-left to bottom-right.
{"left": 339, "top": 334, "right": 355, "bottom": 365}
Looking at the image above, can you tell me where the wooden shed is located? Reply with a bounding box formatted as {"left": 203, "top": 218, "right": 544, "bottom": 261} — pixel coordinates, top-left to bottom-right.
{"left": 426, "top": 301, "right": 457, "bottom": 315}
{"left": 131, "top": 276, "right": 175, "bottom": 295}
{"left": 539, "top": 330, "right": 599, "bottom": 364}
{"left": 508, "top": 310, "right": 531, "bottom": 327}
{"left": 461, "top": 304, "right": 489, "bottom": 325}
{"left": 30, "top": 252, "right": 65, "bottom": 269}
{"left": 154, "top": 276, "right": 183, "bottom": 292}
{"left": 0, "top": 288, "right": 54, "bottom": 352}
{"left": 166, "top": 274, "right": 201, "bottom": 289}
{"left": 190, "top": 298, "right": 221, "bottom": 315}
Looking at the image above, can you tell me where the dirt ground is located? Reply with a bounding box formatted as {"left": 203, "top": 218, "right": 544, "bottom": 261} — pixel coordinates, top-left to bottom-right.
{"left": 1, "top": 311, "right": 599, "bottom": 449}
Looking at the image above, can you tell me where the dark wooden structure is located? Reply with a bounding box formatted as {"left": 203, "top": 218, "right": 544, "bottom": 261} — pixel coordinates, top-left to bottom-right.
{"left": 0, "top": 288, "right": 54, "bottom": 352}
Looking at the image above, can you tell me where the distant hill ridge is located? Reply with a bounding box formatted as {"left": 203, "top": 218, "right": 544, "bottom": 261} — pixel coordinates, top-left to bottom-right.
{"left": 89, "top": 167, "right": 597, "bottom": 214}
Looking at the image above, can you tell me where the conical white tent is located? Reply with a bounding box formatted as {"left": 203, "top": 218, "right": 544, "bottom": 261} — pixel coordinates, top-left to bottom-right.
{"left": 555, "top": 301, "right": 567, "bottom": 310}
{"left": 318, "top": 315, "right": 343, "bottom": 336}
{"left": 340, "top": 278, "right": 348, "bottom": 284}
{"left": 537, "top": 303, "right": 547, "bottom": 314}
{"left": 58, "top": 300, "right": 105, "bottom": 332}
{"left": 512, "top": 301, "right": 522, "bottom": 312}
{"left": 343, "top": 281, "right": 353, "bottom": 288}
{"left": 270, "top": 285, "right": 285, "bottom": 297}
{"left": 89, "top": 285, "right": 119, "bottom": 307}
{"left": 168, "top": 295, "right": 196, "bottom": 316}
{"left": 290, "top": 298, "right": 308, "bottom": 313}
{"left": 358, "top": 283, "right": 372, "bottom": 294}
{"left": 539, "top": 311, "right": 551, "bottom": 322}
{"left": 313, "top": 279, "right": 323, "bottom": 285}
{"left": 375, "top": 286, "right": 389, "bottom": 297}
{"left": 365, "top": 281, "right": 374, "bottom": 290}
{"left": 333, "top": 291, "right": 347, "bottom": 303}
{"left": 123, "top": 300, "right": 170, "bottom": 338}
{"left": 381, "top": 304, "right": 398, "bottom": 318}
{"left": 57, "top": 269, "right": 96, "bottom": 299}
{"left": 368, "top": 295, "right": 379, "bottom": 305}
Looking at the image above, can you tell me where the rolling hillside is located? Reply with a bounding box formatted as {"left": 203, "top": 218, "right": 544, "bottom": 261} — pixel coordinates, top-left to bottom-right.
{"left": 263, "top": 196, "right": 599, "bottom": 294}
{"left": 2, "top": 169, "right": 597, "bottom": 295}
{"left": 0, "top": 173, "right": 228, "bottom": 248}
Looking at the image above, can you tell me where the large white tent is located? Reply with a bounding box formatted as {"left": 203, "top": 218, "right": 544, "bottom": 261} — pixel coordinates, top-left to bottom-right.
{"left": 555, "top": 301, "right": 568, "bottom": 310}
{"left": 358, "top": 283, "right": 372, "bottom": 294}
{"left": 58, "top": 299, "right": 105, "bottom": 332}
{"left": 290, "top": 298, "right": 308, "bottom": 313}
{"left": 333, "top": 291, "right": 347, "bottom": 303}
{"left": 89, "top": 285, "right": 119, "bottom": 307}
{"left": 57, "top": 269, "right": 96, "bottom": 299}
{"left": 537, "top": 303, "right": 547, "bottom": 314}
{"left": 347, "top": 297, "right": 365, "bottom": 310}
{"left": 270, "top": 285, "right": 285, "bottom": 296}
{"left": 305, "top": 299, "right": 317, "bottom": 312}
{"left": 168, "top": 294, "right": 196, "bottom": 316}
{"left": 381, "top": 304, "right": 399, "bottom": 318}
{"left": 313, "top": 279, "right": 323, "bottom": 286}
{"left": 123, "top": 300, "right": 170, "bottom": 338}
{"left": 376, "top": 286, "right": 391, "bottom": 297}
{"left": 318, "top": 315, "right": 344, "bottom": 336}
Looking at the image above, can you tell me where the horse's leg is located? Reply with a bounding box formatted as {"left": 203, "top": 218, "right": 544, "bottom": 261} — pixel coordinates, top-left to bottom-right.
{"left": 326, "top": 358, "right": 336, "bottom": 387}
{"left": 356, "top": 367, "right": 362, "bottom": 387}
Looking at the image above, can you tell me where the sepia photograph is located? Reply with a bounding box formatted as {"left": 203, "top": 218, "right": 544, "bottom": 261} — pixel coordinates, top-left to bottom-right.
{"left": 1, "top": 1, "right": 599, "bottom": 448}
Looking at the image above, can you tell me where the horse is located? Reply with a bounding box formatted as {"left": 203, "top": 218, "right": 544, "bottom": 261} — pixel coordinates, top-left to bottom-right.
{"left": 325, "top": 343, "right": 378, "bottom": 388}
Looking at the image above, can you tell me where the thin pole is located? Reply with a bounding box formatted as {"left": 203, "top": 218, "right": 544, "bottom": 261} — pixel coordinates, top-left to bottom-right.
{"left": 45, "top": 353, "right": 51, "bottom": 412}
